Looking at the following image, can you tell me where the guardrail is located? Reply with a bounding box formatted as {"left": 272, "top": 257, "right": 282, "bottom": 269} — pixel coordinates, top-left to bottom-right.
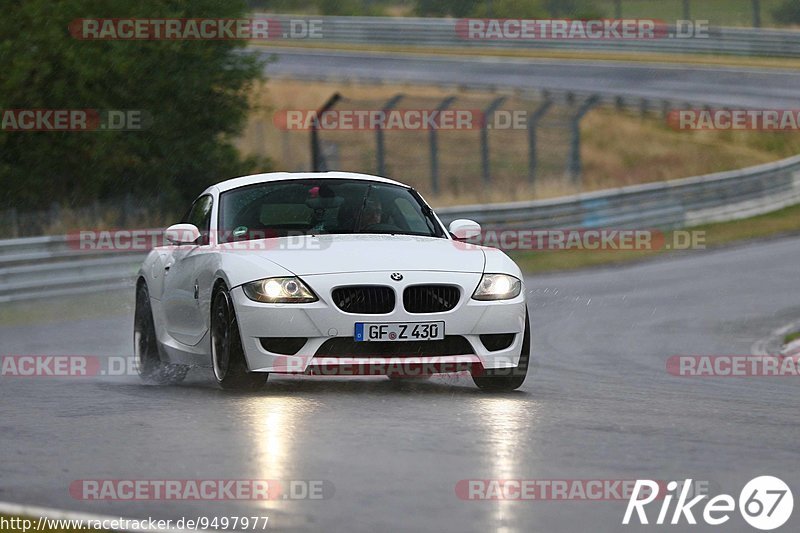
{"left": 0, "top": 235, "right": 145, "bottom": 303}
{"left": 2, "top": 155, "right": 799, "bottom": 303}
{"left": 261, "top": 15, "right": 800, "bottom": 58}
{"left": 436, "top": 155, "right": 800, "bottom": 228}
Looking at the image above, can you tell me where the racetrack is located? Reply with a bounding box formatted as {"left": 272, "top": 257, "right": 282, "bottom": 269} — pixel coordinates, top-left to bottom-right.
{"left": 2, "top": 236, "right": 799, "bottom": 532}
{"left": 261, "top": 47, "right": 800, "bottom": 108}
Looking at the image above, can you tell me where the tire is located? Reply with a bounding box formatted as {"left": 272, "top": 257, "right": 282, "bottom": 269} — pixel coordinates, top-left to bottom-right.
{"left": 472, "top": 310, "right": 530, "bottom": 392}
{"left": 211, "top": 285, "right": 268, "bottom": 391}
{"left": 135, "top": 282, "right": 190, "bottom": 385}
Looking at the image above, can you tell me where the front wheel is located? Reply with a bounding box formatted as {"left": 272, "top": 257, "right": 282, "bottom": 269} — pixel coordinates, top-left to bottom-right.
{"left": 211, "top": 286, "right": 268, "bottom": 391}
{"left": 135, "top": 282, "right": 189, "bottom": 385}
{"left": 472, "top": 310, "right": 530, "bottom": 392}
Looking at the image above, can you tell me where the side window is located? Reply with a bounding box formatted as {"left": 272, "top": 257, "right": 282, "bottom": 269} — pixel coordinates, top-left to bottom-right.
{"left": 184, "top": 195, "right": 213, "bottom": 245}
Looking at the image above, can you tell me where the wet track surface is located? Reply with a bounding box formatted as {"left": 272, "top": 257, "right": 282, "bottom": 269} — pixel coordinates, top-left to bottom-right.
{"left": 2, "top": 236, "right": 799, "bottom": 532}
{"left": 262, "top": 47, "right": 800, "bottom": 108}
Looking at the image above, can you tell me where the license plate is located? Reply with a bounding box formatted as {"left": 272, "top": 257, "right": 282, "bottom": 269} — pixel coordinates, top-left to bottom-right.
{"left": 355, "top": 322, "right": 445, "bottom": 342}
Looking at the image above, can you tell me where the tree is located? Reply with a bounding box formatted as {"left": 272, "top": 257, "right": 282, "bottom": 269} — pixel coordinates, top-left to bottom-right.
{"left": 0, "top": 0, "right": 267, "bottom": 211}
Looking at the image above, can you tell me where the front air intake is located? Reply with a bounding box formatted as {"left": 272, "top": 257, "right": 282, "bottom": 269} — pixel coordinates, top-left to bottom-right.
{"left": 403, "top": 285, "right": 460, "bottom": 313}
{"left": 332, "top": 286, "right": 395, "bottom": 314}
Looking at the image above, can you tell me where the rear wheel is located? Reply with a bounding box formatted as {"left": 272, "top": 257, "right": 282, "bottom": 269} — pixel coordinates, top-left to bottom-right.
{"left": 472, "top": 311, "right": 530, "bottom": 392}
{"left": 211, "top": 285, "right": 268, "bottom": 391}
{"left": 135, "top": 282, "right": 189, "bottom": 385}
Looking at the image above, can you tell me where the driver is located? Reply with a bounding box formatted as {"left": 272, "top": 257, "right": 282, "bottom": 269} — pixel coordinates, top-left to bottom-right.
{"left": 359, "top": 199, "right": 382, "bottom": 229}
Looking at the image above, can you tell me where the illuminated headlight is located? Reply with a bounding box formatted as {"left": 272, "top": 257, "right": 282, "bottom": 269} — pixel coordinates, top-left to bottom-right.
{"left": 472, "top": 274, "right": 521, "bottom": 301}
{"left": 242, "top": 277, "right": 318, "bottom": 303}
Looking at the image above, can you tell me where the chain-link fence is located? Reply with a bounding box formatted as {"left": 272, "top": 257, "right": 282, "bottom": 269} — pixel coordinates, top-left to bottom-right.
{"left": 304, "top": 90, "right": 600, "bottom": 202}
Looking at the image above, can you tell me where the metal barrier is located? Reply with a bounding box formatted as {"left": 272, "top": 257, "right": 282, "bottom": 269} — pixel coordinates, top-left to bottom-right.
{"left": 260, "top": 15, "right": 800, "bottom": 58}
{"left": 0, "top": 235, "right": 145, "bottom": 303}
{"left": 2, "top": 154, "right": 799, "bottom": 303}
{"left": 436, "top": 154, "right": 800, "bottom": 228}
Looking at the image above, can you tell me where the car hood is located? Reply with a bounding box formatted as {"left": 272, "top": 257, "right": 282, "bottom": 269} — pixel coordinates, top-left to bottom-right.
{"left": 224, "top": 234, "right": 486, "bottom": 276}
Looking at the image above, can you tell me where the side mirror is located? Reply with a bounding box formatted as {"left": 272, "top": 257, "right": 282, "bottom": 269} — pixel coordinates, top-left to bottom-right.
{"left": 165, "top": 223, "right": 201, "bottom": 245}
{"left": 448, "top": 219, "right": 481, "bottom": 241}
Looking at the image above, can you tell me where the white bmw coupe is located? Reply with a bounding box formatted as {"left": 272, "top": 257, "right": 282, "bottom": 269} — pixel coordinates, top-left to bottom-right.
{"left": 135, "top": 172, "right": 529, "bottom": 391}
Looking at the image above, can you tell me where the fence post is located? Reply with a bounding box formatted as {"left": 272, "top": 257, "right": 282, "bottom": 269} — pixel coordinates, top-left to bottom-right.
{"left": 481, "top": 96, "right": 507, "bottom": 185}
{"left": 527, "top": 97, "right": 553, "bottom": 185}
{"left": 122, "top": 193, "right": 134, "bottom": 227}
{"left": 49, "top": 202, "right": 60, "bottom": 231}
{"left": 614, "top": 0, "right": 622, "bottom": 18}
{"left": 10, "top": 207, "right": 19, "bottom": 238}
{"left": 311, "top": 92, "right": 342, "bottom": 172}
{"left": 429, "top": 96, "right": 456, "bottom": 195}
{"left": 376, "top": 94, "right": 404, "bottom": 176}
{"left": 661, "top": 100, "right": 672, "bottom": 119}
{"left": 682, "top": 0, "right": 690, "bottom": 20}
{"left": 640, "top": 98, "right": 649, "bottom": 118}
{"left": 752, "top": 0, "right": 761, "bottom": 27}
{"left": 568, "top": 95, "right": 600, "bottom": 185}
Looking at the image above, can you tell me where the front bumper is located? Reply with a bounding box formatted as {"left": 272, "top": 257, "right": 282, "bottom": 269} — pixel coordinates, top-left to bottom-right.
{"left": 232, "top": 271, "right": 527, "bottom": 374}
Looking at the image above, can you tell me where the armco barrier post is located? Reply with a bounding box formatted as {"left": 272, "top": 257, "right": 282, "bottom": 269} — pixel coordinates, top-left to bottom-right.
{"left": 376, "top": 94, "right": 404, "bottom": 176}
{"left": 481, "top": 96, "right": 507, "bottom": 185}
{"left": 429, "top": 96, "right": 456, "bottom": 195}
{"left": 568, "top": 95, "right": 600, "bottom": 185}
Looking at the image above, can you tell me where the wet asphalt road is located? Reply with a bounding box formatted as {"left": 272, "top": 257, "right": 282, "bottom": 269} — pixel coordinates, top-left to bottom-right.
{"left": 262, "top": 47, "right": 800, "bottom": 108}
{"left": 1, "top": 236, "right": 800, "bottom": 532}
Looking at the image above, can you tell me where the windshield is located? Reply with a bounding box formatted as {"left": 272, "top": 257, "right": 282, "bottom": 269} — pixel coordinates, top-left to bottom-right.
{"left": 218, "top": 179, "right": 444, "bottom": 242}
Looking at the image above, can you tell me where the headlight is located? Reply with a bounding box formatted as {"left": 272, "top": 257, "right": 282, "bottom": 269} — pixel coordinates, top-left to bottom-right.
{"left": 472, "top": 274, "right": 521, "bottom": 301}
{"left": 242, "top": 277, "right": 318, "bottom": 303}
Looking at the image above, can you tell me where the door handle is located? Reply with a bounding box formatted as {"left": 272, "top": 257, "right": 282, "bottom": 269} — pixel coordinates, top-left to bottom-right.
{"left": 193, "top": 281, "right": 199, "bottom": 300}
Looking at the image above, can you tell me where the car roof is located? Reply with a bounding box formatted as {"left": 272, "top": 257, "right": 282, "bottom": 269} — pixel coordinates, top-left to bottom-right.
{"left": 205, "top": 171, "right": 407, "bottom": 195}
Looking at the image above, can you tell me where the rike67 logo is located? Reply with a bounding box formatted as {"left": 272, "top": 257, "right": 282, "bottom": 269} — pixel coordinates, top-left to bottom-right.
{"left": 623, "top": 476, "right": 793, "bottom": 530}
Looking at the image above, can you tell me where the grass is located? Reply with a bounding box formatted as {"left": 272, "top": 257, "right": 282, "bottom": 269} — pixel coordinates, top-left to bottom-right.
{"left": 784, "top": 331, "right": 800, "bottom": 344}
{"left": 239, "top": 78, "right": 800, "bottom": 205}
{"left": 601, "top": 0, "right": 787, "bottom": 27}
{"left": 0, "top": 290, "right": 132, "bottom": 327}
{"left": 510, "top": 202, "right": 800, "bottom": 273}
